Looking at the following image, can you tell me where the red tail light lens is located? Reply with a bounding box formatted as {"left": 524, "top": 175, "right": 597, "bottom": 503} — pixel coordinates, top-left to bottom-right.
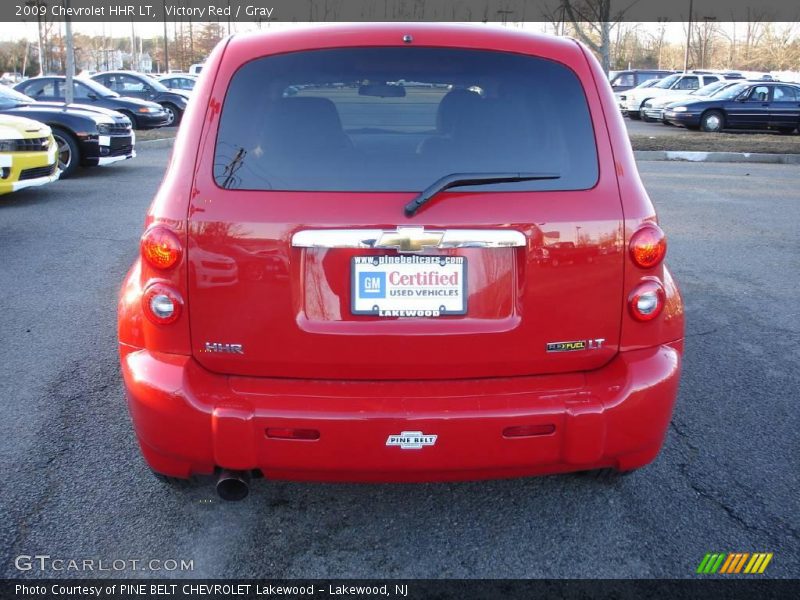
{"left": 630, "top": 224, "right": 666, "bottom": 268}
{"left": 142, "top": 284, "right": 183, "bottom": 325}
{"left": 629, "top": 280, "right": 665, "bottom": 322}
{"left": 266, "top": 428, "right": 320, "bottom": 441}
{"left": 503, "top": 424, "right": 556, "bottom": 438}
{"left": 141, "top": 226, "right": 182, "bottom": 270}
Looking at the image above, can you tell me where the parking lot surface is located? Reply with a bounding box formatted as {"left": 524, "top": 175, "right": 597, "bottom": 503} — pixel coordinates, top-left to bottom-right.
{"left": 1, "top": 149, "right": 798, "bottom": 578}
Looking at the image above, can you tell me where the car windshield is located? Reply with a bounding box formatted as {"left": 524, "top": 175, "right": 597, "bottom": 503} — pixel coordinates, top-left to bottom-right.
{"left": 692, "top": 81, "right": 727, "bottom": 96}
{"left": 214, "top": 47, "right": 599, "bottom": 193}
{"left": 0, "top": 85, "right": 34, "bottom": 108}
{"left": 707, "top": 83, "right": 739, "bottom": 97}
{"left": 653, "top": 74, "right": 681, "bottom": 89}
{"left": 714, "top": 83, "right": 749, "bottom": 100}
{"left": 81, "top": 77, "right": 119, "bottom": 98}
{"left": 139, "top": 75, "right": 169, "bottom": 92}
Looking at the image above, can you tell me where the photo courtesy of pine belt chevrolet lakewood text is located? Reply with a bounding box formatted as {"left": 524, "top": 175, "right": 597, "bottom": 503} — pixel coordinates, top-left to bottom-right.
{"left": 118, "top": 24, "right": 685, "bottom": 501}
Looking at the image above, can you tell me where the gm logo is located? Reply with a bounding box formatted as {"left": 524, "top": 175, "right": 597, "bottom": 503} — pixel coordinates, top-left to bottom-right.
{"left": 359, "top": 272, "right": 385, "bottom": 298}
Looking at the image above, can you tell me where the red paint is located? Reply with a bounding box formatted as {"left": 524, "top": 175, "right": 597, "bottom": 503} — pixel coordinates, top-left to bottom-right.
{"left": 118, "top": 24, "right": 684, "bottom": 482}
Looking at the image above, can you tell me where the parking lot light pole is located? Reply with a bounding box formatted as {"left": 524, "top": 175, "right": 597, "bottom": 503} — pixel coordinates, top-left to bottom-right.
{"left": 683, "top": 0, "right": 693, "bottom": 72}
{"left": 163, "top": 0, "right": 170, "bottom": 73}
{"left": 63, "top": 0, "right": 74, "bottom": 104}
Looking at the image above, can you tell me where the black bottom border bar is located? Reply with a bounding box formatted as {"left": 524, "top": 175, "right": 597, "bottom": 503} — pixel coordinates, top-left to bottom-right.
{"left": 3, "top": 579, "right": 800, "bottom": 600}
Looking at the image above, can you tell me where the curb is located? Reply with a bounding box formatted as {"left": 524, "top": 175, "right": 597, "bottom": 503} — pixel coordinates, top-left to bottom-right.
{"left": 634, "top": 150, "right": 800, "bottom": 164}
{"left": 136, "top": 137, "right": 799, "bottom": 165}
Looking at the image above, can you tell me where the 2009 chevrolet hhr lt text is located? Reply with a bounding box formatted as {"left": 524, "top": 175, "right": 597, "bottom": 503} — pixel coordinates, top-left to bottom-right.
{"left": 118, "top": 24, "right": 684, "bottom": 500}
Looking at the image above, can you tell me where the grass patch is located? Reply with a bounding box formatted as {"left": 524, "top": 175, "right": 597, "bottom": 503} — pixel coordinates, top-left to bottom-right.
{"left": 136, "top": 127, "right": 178, "bottom": 141}
{"left": 630, "top": 132, "right": 800, "bottom": 154}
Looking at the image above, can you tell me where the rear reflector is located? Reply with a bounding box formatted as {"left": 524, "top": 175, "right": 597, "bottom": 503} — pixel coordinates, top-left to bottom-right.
{"left": 266, "top": 428, "right": 320, "bottom": 441}
{"left": 141, "top": 226, "right": 182, "bottom": 270}
{"left": 503, "top": 424, "right": 556, "bottom": 438}
{"left": 629, "top": 280, "right": 665, "bottom": 322}
{"left": 630, "top": 224, "right": 666, "bottom": 268}
{"left": 142, "top": 283, "right": 183, "bottom": 325}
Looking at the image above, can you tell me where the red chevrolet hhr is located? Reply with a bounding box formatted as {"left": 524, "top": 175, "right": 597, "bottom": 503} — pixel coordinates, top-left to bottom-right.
{"left": 118, "top": 24, "right": 684, "bottom": 500}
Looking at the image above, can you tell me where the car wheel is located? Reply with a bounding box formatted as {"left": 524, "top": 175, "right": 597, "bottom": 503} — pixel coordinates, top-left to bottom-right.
{"left": 119, "top": 110, "right": 139, "bottom": 129}
{"left": 161, "top": 103, "right": 182, "bottom": 127}
{"left": 51, "top": 128, "right": 80, "bottom": 178}
{"left": 641, "top": 113, "right": 656, "bottom": 123}
{"left": 700, "top": 110, "right": 724, "bottom": 133}
{"left": 628, "top": 110, "right": 641, "bottom": 120}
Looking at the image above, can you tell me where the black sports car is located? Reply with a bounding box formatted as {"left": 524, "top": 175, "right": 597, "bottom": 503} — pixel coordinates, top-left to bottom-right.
{"left": 91, "top": 71, "right": 189, "bottom": 126}
{"left": 663, "top": 81, "right": 800, "bottom": 133}
{"left": 0, "top": 85, "right": 135, "bottom": 177}
{"left": 14, "top": 77, "right": 169, "bottom": 129}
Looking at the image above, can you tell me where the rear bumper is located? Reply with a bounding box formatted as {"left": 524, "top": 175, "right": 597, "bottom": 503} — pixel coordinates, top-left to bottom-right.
{"left": 120, "top": 341, "right": 683, "bottom": 482}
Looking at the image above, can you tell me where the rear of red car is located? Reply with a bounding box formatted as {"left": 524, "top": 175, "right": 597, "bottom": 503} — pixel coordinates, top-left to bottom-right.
{"left": 119, "top": 24, "right": 683, "bottom": 494}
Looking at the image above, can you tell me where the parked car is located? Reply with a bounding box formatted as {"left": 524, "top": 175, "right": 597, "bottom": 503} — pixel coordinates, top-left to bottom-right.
{"left": 118, "top": 24, "right": 684, "bottom": 500}
{"left": 14, "top": 76, "right": 170, "bottom": 129}
{"left": 623, "top": 72, "right": 728, "bottom": 120}
{"left": 609, "top": 69, "right": 676, "bottom": 92}
{"left": 1, "top": 72, "right": 25, "bottom": 85}
{"left": 615, "top": 78, "right": 659, "bottom": 115}
{"left": 0, "top": 114, "right": 59, "bottom": 195}
{"left": 157, "top": 74, "right": 198, "bottom": 92}
{"left": 641, "top": 80, "right": 745, "bottom": 123}
{"left": 91, "top": 71, "right": 189, "bottom": 126}
{"left": 663, "top": 81, "right": 800, "bottom": 133}
{"left": 189, "top": 63, "right": 204, "bottom": 76}
{"left": 0, "top": 85, "right": 135, "bottom": 177}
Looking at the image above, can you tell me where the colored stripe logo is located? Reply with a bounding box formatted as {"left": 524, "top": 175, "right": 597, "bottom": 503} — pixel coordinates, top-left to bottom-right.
{"left": 697, "top": 552, "right": 773, "bottom": 574}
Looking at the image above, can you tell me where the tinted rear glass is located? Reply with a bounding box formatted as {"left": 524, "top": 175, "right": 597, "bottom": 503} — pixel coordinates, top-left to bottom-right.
{"left": 214, "top": 47, "right": 598, "bottom": 192}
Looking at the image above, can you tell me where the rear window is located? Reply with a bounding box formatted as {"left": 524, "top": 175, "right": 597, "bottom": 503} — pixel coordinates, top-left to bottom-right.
{"left": 214, "top": 47, "right": 598, "bottom": 192}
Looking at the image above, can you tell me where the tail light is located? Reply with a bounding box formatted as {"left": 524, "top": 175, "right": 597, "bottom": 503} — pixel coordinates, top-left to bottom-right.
{"left": 629, "top": 280, "right": 665, "bottom": 322}
{"left": 630, "top": 224, "right": 666, "bottom": 268}
{"left": 141, "top": 226, "right": 183, "bottom": 270}
{"left": 143, "top": 283, "right": 183, "bottom": 325}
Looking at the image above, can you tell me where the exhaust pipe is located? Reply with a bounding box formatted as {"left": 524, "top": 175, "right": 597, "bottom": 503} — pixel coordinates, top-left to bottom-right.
{"left": 216, "top": 469, "right": 251, "bottom": 501}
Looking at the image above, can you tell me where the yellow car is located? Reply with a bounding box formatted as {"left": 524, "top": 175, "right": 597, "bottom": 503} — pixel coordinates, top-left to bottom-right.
{"left": 0, "top": 114, "right": 59, "bottom": 195}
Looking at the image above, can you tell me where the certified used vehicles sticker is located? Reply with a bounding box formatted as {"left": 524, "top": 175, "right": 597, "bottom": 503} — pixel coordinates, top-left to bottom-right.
{"left": 386, "top": 431, "right": 438, "bottom": 450}
{"left": 352, "top": 255, "right": 467, "bottom": 317}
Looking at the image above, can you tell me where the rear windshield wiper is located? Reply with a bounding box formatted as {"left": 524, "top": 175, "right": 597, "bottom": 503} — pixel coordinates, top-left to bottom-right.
{"left": 404, "top": 172, "right": 561, "bottom": 217}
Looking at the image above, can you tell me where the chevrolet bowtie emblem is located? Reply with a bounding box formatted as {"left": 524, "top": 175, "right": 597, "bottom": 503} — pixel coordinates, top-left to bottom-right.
{"left": 374, "top": 227, "right": 445, "bottom": 253}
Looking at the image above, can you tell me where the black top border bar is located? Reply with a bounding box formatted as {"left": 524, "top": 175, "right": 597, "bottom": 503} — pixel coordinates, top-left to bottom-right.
{"left": 3, "top": 0, "right": 800, "bottom": 23}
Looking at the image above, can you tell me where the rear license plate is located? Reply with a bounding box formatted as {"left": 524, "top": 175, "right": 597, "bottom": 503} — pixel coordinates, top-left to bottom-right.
{"left": 351, "top": 255, "right": 467, "bottom": 317}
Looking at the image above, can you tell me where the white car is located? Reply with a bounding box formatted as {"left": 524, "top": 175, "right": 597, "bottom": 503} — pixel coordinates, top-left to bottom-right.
{"left": 624, "top": 72, "right": 727, "bottom": 120}
{"left": 615, "top": 79, "right": 659, "bottom": 115}
{"left": 641, "top": 80, "right": 744, "bottom": 122}
{"left": 157, "top": 74, "right": 197, "bottom": 93}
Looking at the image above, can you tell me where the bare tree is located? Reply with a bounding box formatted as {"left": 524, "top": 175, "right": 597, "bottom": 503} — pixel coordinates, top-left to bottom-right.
{"left": 651, "top": 18, "right": 668, "bottom": 69}
{"left": 557, "top": 0, "right": 639, "bottom": 75}
{"left": 690, "top": 18, "right": 719, "bottom": 69}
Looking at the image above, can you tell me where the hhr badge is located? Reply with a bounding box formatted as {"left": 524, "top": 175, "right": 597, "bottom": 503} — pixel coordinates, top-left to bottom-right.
{"left": 386, "top": 431, "right": 437, "bottom": 450}
{"left": 204, "top": 342, "right": 244, "bottom": 354}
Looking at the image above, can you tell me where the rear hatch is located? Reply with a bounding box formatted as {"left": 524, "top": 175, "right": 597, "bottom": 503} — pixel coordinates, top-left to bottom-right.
{"left": 187, "top": 45, "right": 624, "bottom": 380}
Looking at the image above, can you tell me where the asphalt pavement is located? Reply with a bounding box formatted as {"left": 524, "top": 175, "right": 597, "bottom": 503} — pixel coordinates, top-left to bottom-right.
{"left": 1, "top": 149, "right": 798, "bottom": 579}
